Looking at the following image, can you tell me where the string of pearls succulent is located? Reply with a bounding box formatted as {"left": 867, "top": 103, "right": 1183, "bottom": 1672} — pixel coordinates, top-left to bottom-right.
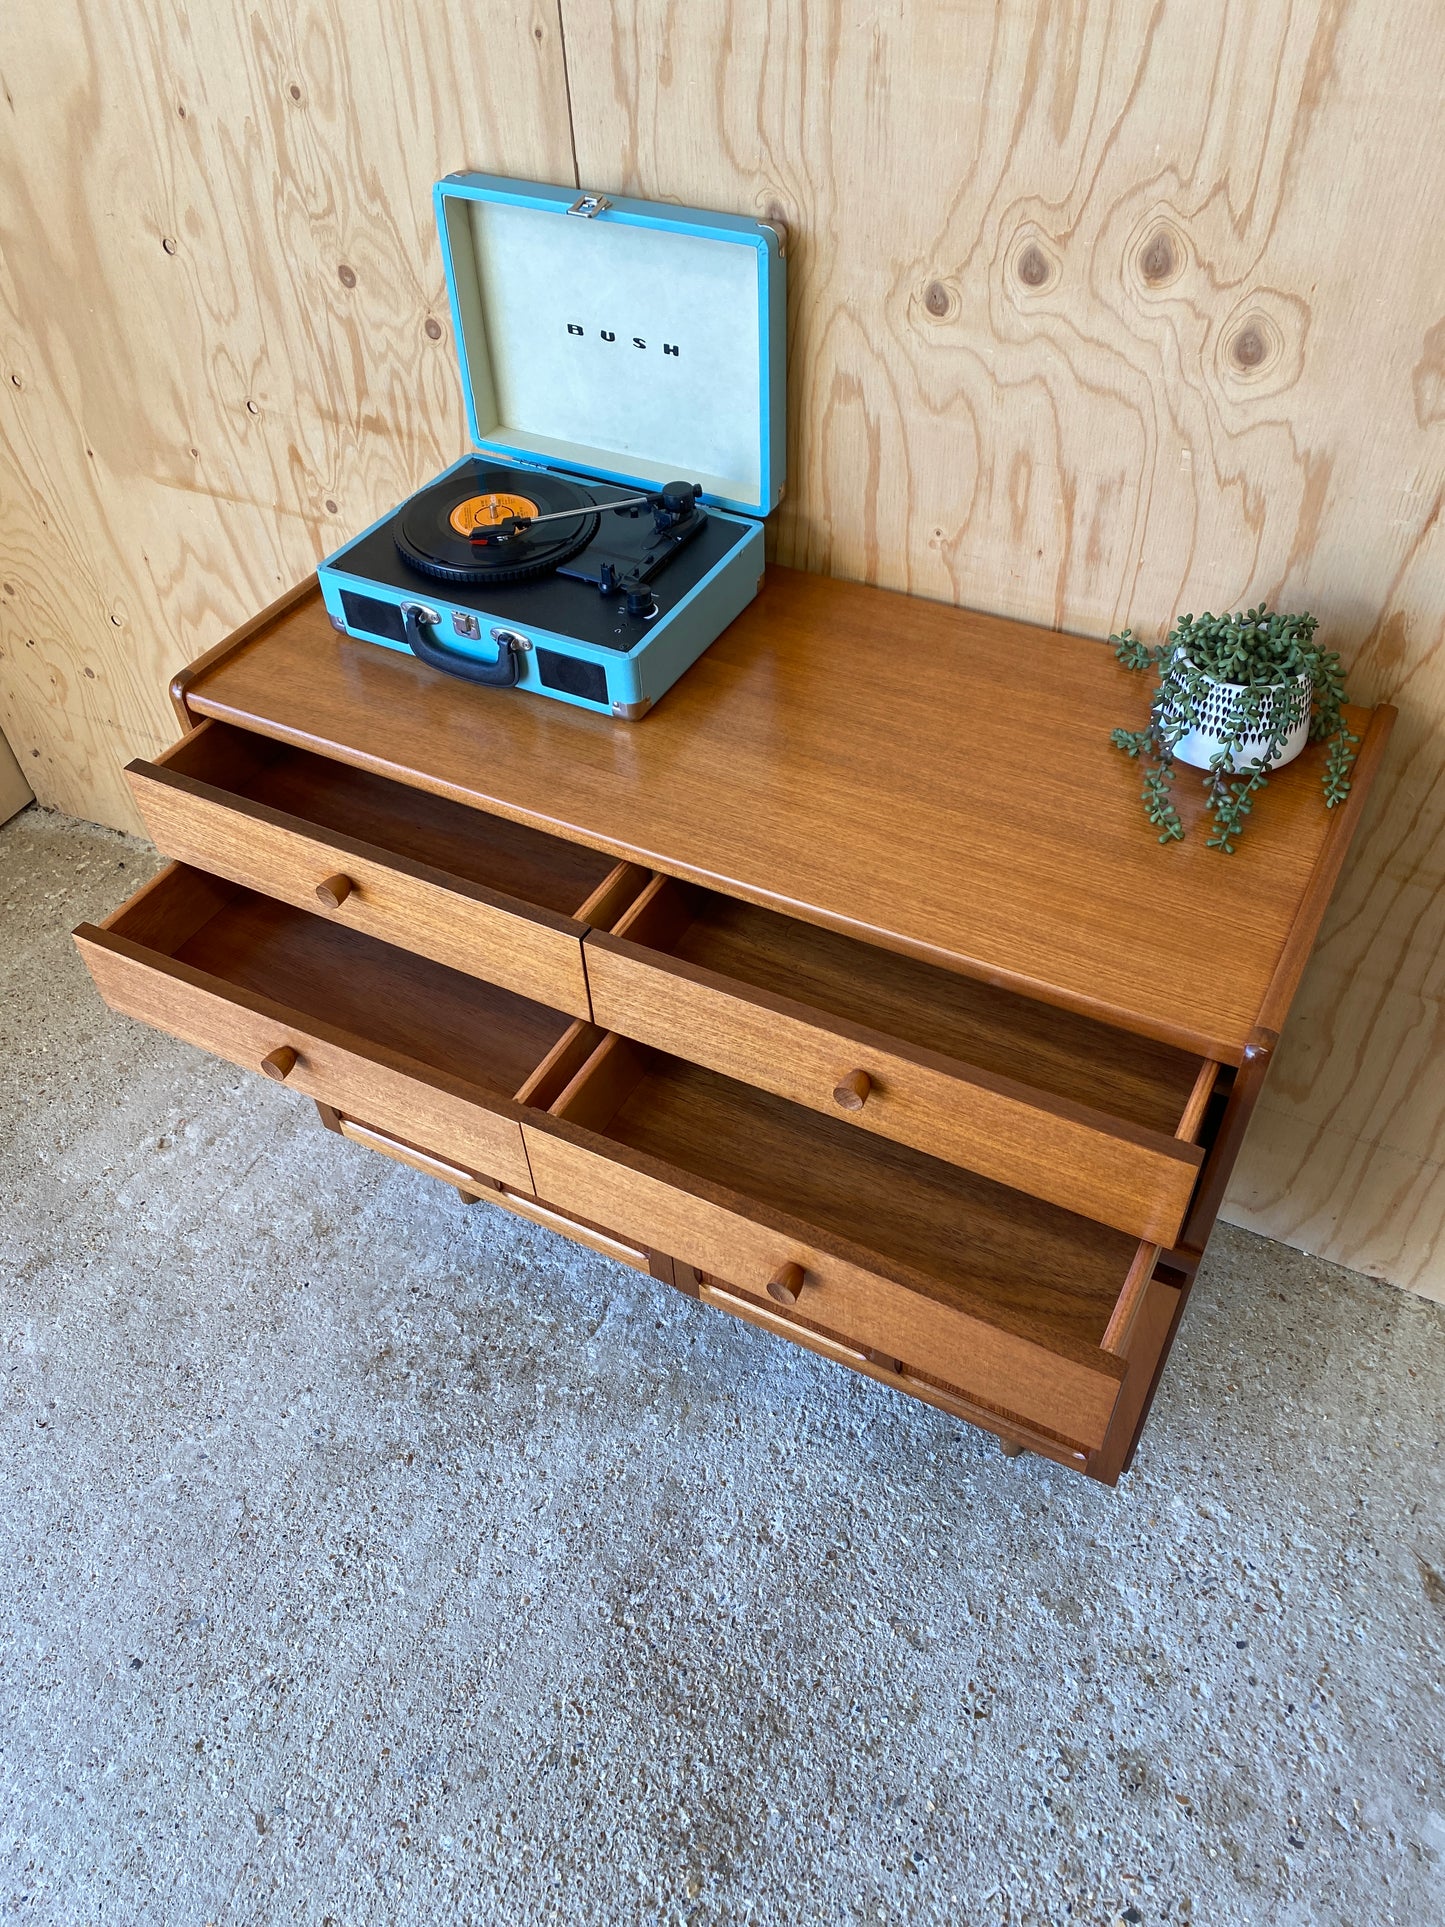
{"left": 1110, "top": 607, "right": 1356, "bottom": 853}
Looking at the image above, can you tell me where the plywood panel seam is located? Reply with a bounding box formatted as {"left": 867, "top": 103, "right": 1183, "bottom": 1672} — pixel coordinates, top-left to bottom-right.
{"left": 1249, "top": 1093, "right": 1445, "bottom": 1177}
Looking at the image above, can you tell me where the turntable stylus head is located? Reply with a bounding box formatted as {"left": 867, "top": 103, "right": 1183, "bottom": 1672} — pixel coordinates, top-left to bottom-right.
{"left": 469, "top": 514, "right": 527, "bottom": 546}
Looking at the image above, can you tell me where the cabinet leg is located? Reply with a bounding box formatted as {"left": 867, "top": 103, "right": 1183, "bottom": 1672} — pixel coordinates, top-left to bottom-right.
{"left": 650, "top": 1251, "right": 702, "bottom": 1297}
{"left": 999, "top": 1436, "right": 1025, "bottom": 1458}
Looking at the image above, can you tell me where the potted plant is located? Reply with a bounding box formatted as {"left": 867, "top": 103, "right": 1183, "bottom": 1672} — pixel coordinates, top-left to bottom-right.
{"left": 1110, "top": 606, "right": 1356, "bottom": 852}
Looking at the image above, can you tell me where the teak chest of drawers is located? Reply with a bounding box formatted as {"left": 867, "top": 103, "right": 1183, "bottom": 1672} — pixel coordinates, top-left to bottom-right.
{"left": 75, "top": 569, "right": 1393, "bottom": 1482}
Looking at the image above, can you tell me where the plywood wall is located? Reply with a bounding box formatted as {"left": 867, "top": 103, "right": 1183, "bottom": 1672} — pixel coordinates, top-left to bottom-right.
{"left": 560, "top": 0, "right": 1445, "bottom": 1297}
{"left": 0, "top": 725, "right": 31, "bottom": 825}
{"left": 1, "top": 0, "right": 1441, "bottom": 1296}
{"left": 0, "top": 0, "right": 574, "bottom": 828}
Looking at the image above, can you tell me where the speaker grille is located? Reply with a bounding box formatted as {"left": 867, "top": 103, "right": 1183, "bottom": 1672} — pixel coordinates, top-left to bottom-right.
{"left": 339, "top": 590, "right": 407, "bottom": 645}
{"left": 536, "top": 649, "right": 607, "bottom": 706}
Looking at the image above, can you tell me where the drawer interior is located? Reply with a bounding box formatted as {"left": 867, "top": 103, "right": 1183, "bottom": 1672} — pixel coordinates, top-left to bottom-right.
{"left": 609, "top": 878, "right": 1211, "bottom": 1134}
{"left": 551, "top": 1035, "right": 1145, "bottom": 1353}
{"left": 156, "top": 723, "right": 622, "bottom": 918}
{"left": 109, "top": 867, "right": 578, "bottom": 1098}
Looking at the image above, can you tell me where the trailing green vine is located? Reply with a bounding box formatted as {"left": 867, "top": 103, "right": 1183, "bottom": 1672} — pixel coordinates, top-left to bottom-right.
{"left": 1110, "top": 606, "right": 1357, "bottom": 853}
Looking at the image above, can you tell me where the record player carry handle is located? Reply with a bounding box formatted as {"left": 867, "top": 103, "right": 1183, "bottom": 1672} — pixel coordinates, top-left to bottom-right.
{"left": 400, "top": 602, "right": 520, "bottom": 688}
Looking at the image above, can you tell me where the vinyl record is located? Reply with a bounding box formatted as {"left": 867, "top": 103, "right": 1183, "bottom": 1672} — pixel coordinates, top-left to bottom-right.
{"left": 394, "top": 465, "right": 600, "bottom": 585}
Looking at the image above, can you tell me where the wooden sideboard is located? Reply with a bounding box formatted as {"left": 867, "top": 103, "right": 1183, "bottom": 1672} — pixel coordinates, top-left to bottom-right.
{"left": 74, "top": 569, "right": 1393, "bottom": 1482}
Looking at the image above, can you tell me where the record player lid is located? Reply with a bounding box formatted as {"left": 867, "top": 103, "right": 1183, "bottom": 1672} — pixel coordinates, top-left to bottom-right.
{"left": 434, "top": 173, "right": 785, "bottom": 521}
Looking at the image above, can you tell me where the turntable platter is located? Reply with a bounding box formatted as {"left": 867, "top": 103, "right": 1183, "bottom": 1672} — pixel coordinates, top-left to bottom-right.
{"left": 394, "top": 465, "right": 599, "bottom": 585}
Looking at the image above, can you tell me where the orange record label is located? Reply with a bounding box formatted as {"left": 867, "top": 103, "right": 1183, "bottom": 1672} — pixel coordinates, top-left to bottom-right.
{"left": 448, "top": 491, "right": 539, "bottom": 535}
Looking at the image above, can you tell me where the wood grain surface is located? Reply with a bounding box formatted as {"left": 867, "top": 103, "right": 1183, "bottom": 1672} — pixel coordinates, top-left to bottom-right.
{"left": 556, "top": 1, "right": 1445, "bottom": 1286}
{"left": 127, "top": 721, "right": 621, "bottom": 1017}
{"left": 0, "top": 0, "right": 573, "bottom": 828}
{"left": 602, "top": 874, "right": 1207, "bottom": 1128}
{"left": 180, "top": 574, "right": 1385, "bottom": 1064}
{"left": 4, "top": 0, "right": 1442, "bottom": 1291}
{"left": 0, "top": 728, "right": 31, "bottom": 824}
{"left": 522, "top": 1110, "right": 1128, "bottom": 1453}
{"left": 545, "top": 1035, "right": 1143, "bottom": 1355}
{"left": 71, "top": 864, "right": 567, "bottom": 1192}
{"left": 583, "top": 920, "right": 1208, "bottom": 1246}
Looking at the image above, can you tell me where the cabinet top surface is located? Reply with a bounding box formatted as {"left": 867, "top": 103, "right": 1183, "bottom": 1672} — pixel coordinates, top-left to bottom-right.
{"left": 183, "top": 569, "right": 1388, "bottom": 1060}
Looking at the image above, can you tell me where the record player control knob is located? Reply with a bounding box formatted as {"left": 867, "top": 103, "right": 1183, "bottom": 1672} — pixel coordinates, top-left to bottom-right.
{"left": 625, "top": 589, "right": 657, "bottom": 620}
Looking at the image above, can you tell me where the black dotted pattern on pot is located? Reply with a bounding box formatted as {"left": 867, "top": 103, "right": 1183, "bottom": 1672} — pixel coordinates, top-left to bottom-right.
{"left": 1160, "top": 666, "right": 1311, "bottom": 744}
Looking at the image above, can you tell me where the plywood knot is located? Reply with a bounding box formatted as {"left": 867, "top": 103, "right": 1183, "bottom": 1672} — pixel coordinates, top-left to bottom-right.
{"left": 1213, "top": 291, "right": 1305, "bottom": 397}
{"left": 1017, "top": 246, "right": 1050, "bottom": 288}
{"left": 1005, "top": 228, "right": 1060, "bottom": 299}
{"left": 1130, "top": 216, "right": 1188, "bottom": 292}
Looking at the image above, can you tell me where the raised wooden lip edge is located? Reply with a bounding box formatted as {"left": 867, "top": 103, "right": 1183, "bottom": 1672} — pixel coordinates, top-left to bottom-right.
{"left": 1176, "top": 1059, "right": 1220, "bottom": 1144}
{"left": 171, "top": 575, "right": 320, "bottom": 728}
{"left": 583, "top": 923, "right": 1209, "bottom": 1170}
{"left": 126, "top": 754, "right": 592, "bottom": 940}
{"left": 1099, "top": 1240, "right": 1164, "bottom": 1356}
{"left": 521, "top": 1101, "right": 1130, "bottom": 1384}
{"left": 177, "top": 580, "right": 1397, "bottom": 1068}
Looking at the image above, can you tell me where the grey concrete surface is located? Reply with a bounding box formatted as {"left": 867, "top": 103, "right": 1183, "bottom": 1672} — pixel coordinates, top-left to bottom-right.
{"left": 1, "top": 804, "right": 1443, "bottom": 1927}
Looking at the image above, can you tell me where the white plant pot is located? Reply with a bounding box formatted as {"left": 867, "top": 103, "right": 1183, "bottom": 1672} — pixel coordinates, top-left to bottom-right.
{"left": 1168, "top": 665, "right": 1312, "bottom": 774}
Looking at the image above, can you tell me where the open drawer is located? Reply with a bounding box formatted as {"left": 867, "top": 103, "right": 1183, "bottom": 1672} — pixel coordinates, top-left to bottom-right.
{"left": 73, "top": 864, "right": 599, "bottom": 1192}
{"left": 584, "top": 877, "right": 1219, "bottom": 1244}
{"left": 126, "top": 721, "right": 647, "bottom": 1019}
{"left": 522, "top": 1034, "right": 1174, "bottom": 1455}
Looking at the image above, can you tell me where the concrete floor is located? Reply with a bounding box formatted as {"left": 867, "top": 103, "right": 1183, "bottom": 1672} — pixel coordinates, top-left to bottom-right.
{"left": 2, "top": 804, "right": 1443, "bottom": 1927}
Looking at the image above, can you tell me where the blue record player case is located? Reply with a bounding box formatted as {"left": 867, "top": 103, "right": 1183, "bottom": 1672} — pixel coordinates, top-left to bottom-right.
{"left": 317, "top": 174, "right": 786, "bottom": 717}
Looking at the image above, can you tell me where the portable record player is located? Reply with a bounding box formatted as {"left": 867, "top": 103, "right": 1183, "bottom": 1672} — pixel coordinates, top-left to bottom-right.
{"left": 318, "top": 173, "right": 786, "bottom": 717}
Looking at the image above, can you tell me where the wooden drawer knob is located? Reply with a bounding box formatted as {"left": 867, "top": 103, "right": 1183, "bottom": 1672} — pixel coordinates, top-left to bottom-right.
{"left": 767, "top": 1261, "right": 807, "bottom": 1307}
{"left": 260, "top": 1045, "right": 298, "bottom": 1083}
{"left": 832, "top": 1069, "right": 872, "bottom": 1111}
{"left": 315, "top": 873, "right": 354, "bottom": 909}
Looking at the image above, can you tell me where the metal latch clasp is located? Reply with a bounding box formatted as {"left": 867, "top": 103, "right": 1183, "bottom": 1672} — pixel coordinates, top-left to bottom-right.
{"left": 567, "top": 194, "right": 611, "bottom": 219}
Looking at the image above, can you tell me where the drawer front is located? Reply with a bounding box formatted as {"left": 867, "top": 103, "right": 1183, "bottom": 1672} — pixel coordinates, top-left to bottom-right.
{"left": 128, "top": 761, "right": 593, "bottom": 1018}
{"left": 77, "top": 927, "right": 534, "bottom": 1191}
{"left": 693, "top": 1279, "right": 1093, "bottom": 1469}
{"left": 585, "top": 934, "right": 1203, "bottom": 1244}
{"left": 522, "top": 1120, "right": 1124, "bottom": 1451}
{"left": 334, "top": 1115, "right": 651, "bottom": 1273}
